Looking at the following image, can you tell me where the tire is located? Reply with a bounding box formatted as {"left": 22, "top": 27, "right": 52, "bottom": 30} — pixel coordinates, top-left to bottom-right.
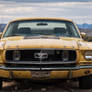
{"left": 79, "top": 75, "right": 92, "bottom": 89}
{"left": 0, "top": 79, "right": 2, "bottom": 89}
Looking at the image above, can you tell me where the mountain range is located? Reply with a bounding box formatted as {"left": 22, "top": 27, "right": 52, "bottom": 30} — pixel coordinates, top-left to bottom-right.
{"left": 77, "top": 23, "right": 92, "bottom": 29}
{"left": 0, "top": 24, "right": 6, "bottom": 32}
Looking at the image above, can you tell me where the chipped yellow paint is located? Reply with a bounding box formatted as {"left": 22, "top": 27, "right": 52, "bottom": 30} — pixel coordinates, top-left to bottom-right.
{"left": 12, "top": 71, "right": 31, "bottom": 78}
{"left": 72, "top": 69, "right": 92, "bottom": 78}
{"left": 0, "top": 70, "right": 10, "bottom": 78}
{"left": 4, "top": 39, "right": 79, "bottom": 50}
{"left": 0, "top": 69, "right": 92, "bottom": 79}
{"left": 50, "top": 71, "right": 69, "bottom": 79}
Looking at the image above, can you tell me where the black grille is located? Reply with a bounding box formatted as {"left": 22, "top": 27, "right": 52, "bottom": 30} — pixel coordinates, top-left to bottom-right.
{"left": 5, "top": 49, "right": 76, "bottom": 68}
{"left": 6, "top": 49, "right": 76, "bottom": 62}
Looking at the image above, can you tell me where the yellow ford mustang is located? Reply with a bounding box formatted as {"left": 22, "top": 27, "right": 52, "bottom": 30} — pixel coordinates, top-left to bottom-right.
{"left": 0, "top": 18, "right": 92, "bottom": 89}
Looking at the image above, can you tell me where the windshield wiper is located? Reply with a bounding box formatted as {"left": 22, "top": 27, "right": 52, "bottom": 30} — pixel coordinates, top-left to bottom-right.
{"left": 7, "top": 34, "right": 23, "bottom": 37}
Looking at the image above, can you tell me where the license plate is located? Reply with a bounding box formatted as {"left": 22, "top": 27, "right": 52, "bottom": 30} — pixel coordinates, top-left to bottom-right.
{"left": 31, "top": 71, "right": 50, "bottom": 78}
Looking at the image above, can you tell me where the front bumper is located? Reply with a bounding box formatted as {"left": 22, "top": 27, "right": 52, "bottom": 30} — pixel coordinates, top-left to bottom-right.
{"left": 0, "top": 65, "right": 92, "bottom": 79}
{"left": 0, "top": 65, "right": 92, "bottom": 70}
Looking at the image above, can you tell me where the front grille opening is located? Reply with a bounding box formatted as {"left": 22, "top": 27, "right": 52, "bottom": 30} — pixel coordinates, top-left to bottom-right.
{"left": 6, "top": 49, "right": 76, "bottom": 62}
{"left": 20, "top": 50, "right": 62, "bottom": 61}
{"left": 69, "top": 51, "right": 76, "bottom": 61}
{"left": 6, "top": 63, "right": 76, "bottom": 68}
{"left": 6, "top": 50, "right": 13, "bottom": 61}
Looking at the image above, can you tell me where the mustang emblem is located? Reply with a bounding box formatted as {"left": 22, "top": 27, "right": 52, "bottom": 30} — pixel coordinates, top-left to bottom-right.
{"left": 34, "top": 52, "right": 48, "bottom": 60}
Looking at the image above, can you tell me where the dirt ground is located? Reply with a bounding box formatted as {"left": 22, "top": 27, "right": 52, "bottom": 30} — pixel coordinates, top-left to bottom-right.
{"left": 0, "top": 81, "right": 92, "bottom": 92}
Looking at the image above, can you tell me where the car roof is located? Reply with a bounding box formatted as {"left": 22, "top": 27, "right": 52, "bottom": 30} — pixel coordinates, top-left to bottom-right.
{"left": 10, "top": 17, "right": 73, "bottom": 23}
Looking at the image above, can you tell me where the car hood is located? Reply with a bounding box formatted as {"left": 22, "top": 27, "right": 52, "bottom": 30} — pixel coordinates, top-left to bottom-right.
{"left": 1, "top": 36, "right": 91, "bottom": 50}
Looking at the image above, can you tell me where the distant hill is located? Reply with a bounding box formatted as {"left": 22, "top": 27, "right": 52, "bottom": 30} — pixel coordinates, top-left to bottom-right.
{"left": 77, "top": 23, "right": 92, "bottom": 37}
{"left": 77, "top": 23, "right": 92, "bottom": 29}
{"left": 0, "top": 24, "right": 6, "bottom": 32}
{"left": 79, "top": 28, "right": 92, "bottom": 37}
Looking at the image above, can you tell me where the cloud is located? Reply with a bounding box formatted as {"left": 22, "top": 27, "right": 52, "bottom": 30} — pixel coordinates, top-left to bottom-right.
{"left": 0, "top": 1, "right": 92, "bottom": 24}
{"left": 0, "top": 0, "right": 92, "bottom": 3}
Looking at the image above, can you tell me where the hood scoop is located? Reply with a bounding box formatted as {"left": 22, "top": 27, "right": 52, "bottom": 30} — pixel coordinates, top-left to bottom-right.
{"left": 24, "top": 36, "right": 60, "bottom": 39}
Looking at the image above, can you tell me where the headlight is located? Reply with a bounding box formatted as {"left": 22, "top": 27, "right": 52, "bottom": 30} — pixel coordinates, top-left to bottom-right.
{"left": 13, "top": 50, "right": 21, "bottom": 61}
{"left": 85, "top": 51, "right": 92, "bottom": 60}
{"left": 62, "top": 51, "right": 69, "bottom": 61}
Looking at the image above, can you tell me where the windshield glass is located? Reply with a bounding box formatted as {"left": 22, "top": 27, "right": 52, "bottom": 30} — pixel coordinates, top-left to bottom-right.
{"left": 3, "top": 20, "right": 80, "bottom": 38}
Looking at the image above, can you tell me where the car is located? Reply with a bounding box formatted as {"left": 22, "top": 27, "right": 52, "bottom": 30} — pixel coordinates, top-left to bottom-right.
{"left": 0, "top": 18, "right": 92, "bottom": 89}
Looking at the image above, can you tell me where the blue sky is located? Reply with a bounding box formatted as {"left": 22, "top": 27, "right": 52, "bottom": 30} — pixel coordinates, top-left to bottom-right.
{"left": 0, "top": 0, "right": 92, "bottom": 24}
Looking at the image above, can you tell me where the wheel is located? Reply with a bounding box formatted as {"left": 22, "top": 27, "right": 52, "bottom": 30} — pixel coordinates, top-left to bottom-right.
{"left": 0, "top": 79, "right": 2, "bottom": 89}
{"left": 79, "top": 75, "right": 92, "bottom": 89}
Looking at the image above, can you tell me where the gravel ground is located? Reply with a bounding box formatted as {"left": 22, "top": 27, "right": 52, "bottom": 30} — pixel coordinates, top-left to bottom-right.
{"left": 0, "top": 81, "right": 92, "bottom": 92}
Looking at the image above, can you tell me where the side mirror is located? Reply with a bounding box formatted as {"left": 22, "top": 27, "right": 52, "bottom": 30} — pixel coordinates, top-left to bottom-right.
{"left": 0, "top": 32, "right": 2, "bottom": 39}
{"left": 80, "top": 32, "right": 87, "bottom": 40}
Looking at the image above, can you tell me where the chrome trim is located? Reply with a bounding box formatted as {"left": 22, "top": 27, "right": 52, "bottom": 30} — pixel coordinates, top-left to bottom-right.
{"left": 6, "top": 61, "right": 76, "bottom": 64}
{"left": 0, "top": 66, "right": 40, "bottom": 70}
{"left": 6, "top": 48, "right": 76, "bottom": 50}
{"left": 0, "top": 65, "right": 92, "bottom": 70}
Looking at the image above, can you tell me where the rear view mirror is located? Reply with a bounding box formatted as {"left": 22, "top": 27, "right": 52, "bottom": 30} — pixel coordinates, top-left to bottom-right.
{"left": 80, "top": 32, "right": 87, "bottom": 40}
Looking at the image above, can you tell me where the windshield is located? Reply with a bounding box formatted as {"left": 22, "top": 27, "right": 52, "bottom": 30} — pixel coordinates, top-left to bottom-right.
{"left": 3, "top": 20, "right": 80, "bottom": 38}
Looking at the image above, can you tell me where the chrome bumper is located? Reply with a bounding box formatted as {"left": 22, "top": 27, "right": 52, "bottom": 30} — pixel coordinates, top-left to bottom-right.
{"left": 0, "top": 65, "right": 92, "bottom": 70}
